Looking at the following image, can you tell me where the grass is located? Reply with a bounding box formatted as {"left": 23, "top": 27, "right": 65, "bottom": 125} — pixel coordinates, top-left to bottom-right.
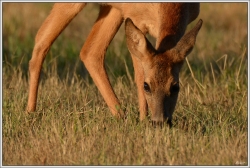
{"left": 2, "top": 2, "right": 248, "bottom": 165}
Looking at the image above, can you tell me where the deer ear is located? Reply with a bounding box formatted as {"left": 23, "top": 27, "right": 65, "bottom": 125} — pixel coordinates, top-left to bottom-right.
{"left": 125, "top": 18, "right": 155, "bottom": 62}
{"left": 170, "top": 19, "right": 203, "bottom": 63}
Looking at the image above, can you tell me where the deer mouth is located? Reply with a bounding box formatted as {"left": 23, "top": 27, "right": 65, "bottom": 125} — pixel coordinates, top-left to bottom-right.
{"left": 151, "top": 118, "right": 172, "bottom": 128}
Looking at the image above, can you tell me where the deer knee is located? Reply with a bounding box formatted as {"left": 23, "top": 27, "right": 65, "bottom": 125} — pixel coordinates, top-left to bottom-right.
{"left": 80, "top": 46, "right": 105, "bottom": 70}
{"left": 29, "top": 42, "right": 51, "bottom": 73}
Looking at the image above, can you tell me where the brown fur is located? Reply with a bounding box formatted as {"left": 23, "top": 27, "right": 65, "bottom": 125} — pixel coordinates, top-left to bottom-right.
{"left": 27, "top": 3, "right": 202, "bottom": 124}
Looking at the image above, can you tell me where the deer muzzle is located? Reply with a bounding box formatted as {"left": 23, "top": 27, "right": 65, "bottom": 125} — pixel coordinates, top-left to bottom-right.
{"left": 150, "top": 95, "right": 175, "bottom": 127}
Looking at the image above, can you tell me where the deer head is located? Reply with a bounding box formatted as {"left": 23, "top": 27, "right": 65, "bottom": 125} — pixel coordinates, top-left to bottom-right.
{"left": 125, "top": 18, "right": 202, "bottom": 125}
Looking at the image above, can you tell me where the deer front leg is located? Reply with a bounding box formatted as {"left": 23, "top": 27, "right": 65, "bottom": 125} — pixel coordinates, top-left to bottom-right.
{"left": 80, "top": 6, "right": 124, "bottom": 118}
{"left": 27, "top": 3, "right": 86, "bottom": 112}
{"left": 131, "top": 56, "right": 148, "bottom": 121}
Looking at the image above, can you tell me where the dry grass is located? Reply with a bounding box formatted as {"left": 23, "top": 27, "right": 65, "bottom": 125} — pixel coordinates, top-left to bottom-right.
{"left": 2, "top": 2, "right": 248, "bottom": 166}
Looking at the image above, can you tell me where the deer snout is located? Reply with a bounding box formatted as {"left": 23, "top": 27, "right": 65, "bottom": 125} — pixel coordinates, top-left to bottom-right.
{"left": 150, "top": 95, "right": 174, "bottom": 127}
{"left": 151, "top": 117, "right": 172, "bottom": 128}
{"left": 151, "top": 114, "right": 172, "bottom": 127}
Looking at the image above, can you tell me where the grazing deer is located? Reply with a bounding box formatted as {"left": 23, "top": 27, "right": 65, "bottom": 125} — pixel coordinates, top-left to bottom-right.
{"left": 27, "top": 3, "right": 202, "bottom": 126}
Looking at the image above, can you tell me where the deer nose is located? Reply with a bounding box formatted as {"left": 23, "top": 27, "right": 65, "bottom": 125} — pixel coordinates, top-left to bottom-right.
{"left": 151, "top": 117, "right": 172, "bottom": 128}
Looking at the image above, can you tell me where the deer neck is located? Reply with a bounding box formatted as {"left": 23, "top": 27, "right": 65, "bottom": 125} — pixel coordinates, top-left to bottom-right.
{"left": 155, "top": 3, "right": 190, "bottom": 53}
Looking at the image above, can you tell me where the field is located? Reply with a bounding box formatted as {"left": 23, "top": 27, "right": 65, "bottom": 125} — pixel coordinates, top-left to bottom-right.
{"left": 2, "top": 2, "right": 248, "bottom": 165}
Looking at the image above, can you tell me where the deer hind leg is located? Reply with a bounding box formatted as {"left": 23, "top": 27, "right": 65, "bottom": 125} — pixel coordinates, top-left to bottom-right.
{"left": 80, "top": 6, "right": 124, "bottom": 118}
{"left": 131, "top": 56, "right": 148, "bottom": 121}
{"left": 27, "top": 3, "right": 86, "bottom": 112}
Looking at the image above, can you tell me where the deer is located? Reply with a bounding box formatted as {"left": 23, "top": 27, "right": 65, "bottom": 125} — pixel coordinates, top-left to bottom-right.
{"left": 27, "top": 3, "right": 202, "bottom": 126}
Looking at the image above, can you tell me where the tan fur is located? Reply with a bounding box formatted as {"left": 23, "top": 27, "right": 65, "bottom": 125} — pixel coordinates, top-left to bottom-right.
{"left": 27, "top": 3, "right": 202, "bottom": 124}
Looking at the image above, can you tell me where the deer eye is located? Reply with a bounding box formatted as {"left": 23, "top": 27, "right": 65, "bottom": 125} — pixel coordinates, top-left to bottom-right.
{"left": 144, "top": 82, "right": 151, "bottom": 93}
{"left": 171, "top": 84, "right": 180, "bottom": 93}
